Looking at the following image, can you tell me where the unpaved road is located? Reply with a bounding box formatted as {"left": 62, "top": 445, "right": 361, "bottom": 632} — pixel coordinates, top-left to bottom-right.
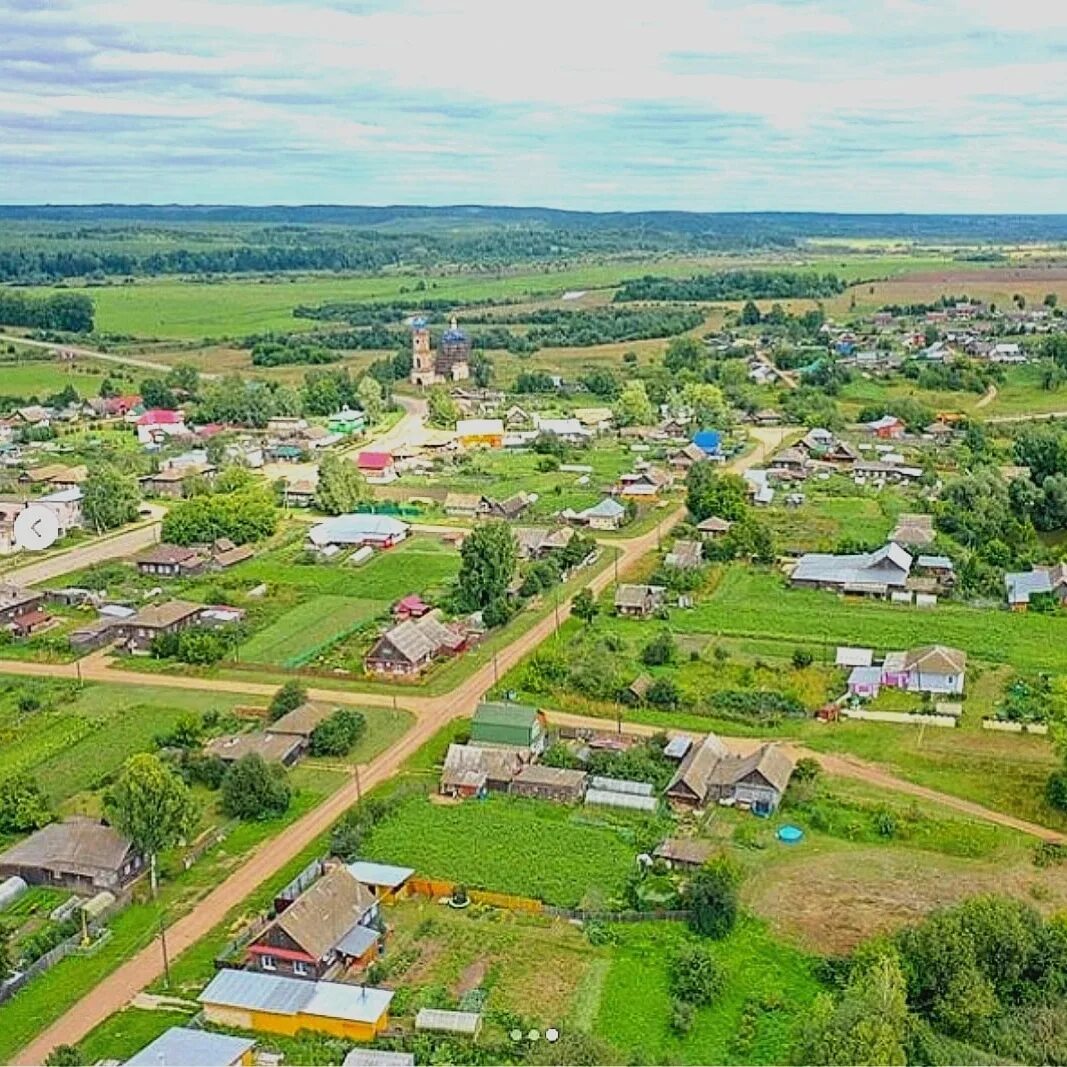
{"left": 13, "top": 426, "right": 799, "bottom": 1063}
{"left": 0, "top": 332, "right": 178, "bottom": 374}
{"left": 0, "top": 507, "right": 164, "bottom": 587}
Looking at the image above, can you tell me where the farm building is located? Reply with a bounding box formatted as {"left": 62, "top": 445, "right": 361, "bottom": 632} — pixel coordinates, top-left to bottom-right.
{"left": 284, "top": 479, "right": 316, "bottom": 507}
{"left": 455, "top": 418, "right": 504, "bottom": 449}
{"left": 116, "top": 599, "right": 204, "bottom": 653}
{"left": 470, "top": 701, "right": 545, "bottom": 752}
{"left": 708, "top": 744, "right": 796, "bottom": 813}
{"left": 585, "top": 776, "right": 657, "bottom": 812}
{"left": 665, "top": 734, "right": 730, "bottom": 808}
{"left": 532, "top": 415, "right": 592, "bottom": 442}
{"left": 790, "top": 543, "right": 912, "bottom": 597}
{"left": 653, "top": 838, "right": 715, "bottom": 870}
{"left": 364, "top": 614, "right": 467, "bottom": 676}
{"left": 514, "top": 526, "right": 575, "bottom": 560}
{"left": 269, "top": 701, "right": 338, "bottom": 740}
{"left": 415, "top": 1009, "right": 482, "bottom": 1037}
{"left": 356, "top": 452, "right": 394, "bottom": 476}
{"left": 695, "top": 516, "right": 732, "bottom": 537}
{"left": 665, "top": 540, "right": 703, "bottom": 570}
{"left": 198, "top": 969, "right": 393, "bottom": 1042}
{"left": 509, "top": 764, "right": 588, "bottom": 804}
{"left": 564, "top": 497, "right": 626, "bottom": 531}
{"left": 248, "top": 865, "right": 381, "bottom": 978}
{"left": 1005, "top": 563, "right": 1067, "bottom": 610}
{"left": 346, "top": 861, "right": 414, "bottom": 903}
{"left": 205, "top": 731, "right": 306, "bottom": 767}
{"left": 344, "top": 1051, "right": 415, "bottom": 1067}
{"left": 668, "top": 443, "right": 712, "bottom": 471}
{"left": 392, "top": 594, "right": 432, "bottom": 620}
{"left": 573, "top": 407, "right": 614, "bottom": 432}
{"left": 440, "top": 743, "right": 527, "bottom": 798}
{"left": 614, "top": 584, "right": 666, "bottom": 617}
{"left": 327, "top": 408, "right": 366, "bottom": 436}
{"left": 135, "top": 544, "right": 206, "bottom": 579}
{"left": 124, "top": 1027, "right": 255, "bottom": 1067}
{"left": 307, "top": 514, "right": 408, "bottom": 551}
{"left": 0, "top": 816, "right": 142, "bottom": 894}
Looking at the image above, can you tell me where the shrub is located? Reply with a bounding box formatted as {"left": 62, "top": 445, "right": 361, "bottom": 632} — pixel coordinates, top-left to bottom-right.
{"left": 684, "top": 856, "right": 741, "bottom": 940}
{"left": 641, "top": 630, "right": 678, "bottom": 666}
{"left": 792, "top": 647, "right": 814, "bottom": 669}
{"left": 670, "top": 998, "right": 696, "bottom": 1035}
{"left": 309, "top": 709, "right": 366, "bottom": 757}
{"left": 1047, "top": 768, "right": 1067, "bottom": 813}
{"left": 268, "top": 680, "right": 307, "bottom": 721}
{"left": 220, "top": 754, "right": 291, "bottom": 820}
{"left": 669, "top": 941, "right": 725, "bottom": 1005}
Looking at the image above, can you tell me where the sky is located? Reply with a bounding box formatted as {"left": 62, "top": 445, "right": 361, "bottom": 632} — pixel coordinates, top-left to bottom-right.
{"left": 2, "top": 0, "right": 1067, "bottom": 212}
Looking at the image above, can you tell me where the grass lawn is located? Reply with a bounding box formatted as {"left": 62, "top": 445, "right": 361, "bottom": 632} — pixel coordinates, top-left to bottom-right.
{"left": 594, "top": 918, "right": 820, "bottom": 1065}
{"left": 0, "top": 360, "right": 107, "bottom": 399}
{"left": 361, "top": 793, "right": 668, "bottom": 908}
{"left": 679, "top": 565, "right": 1067, "bottom": 673}
{"left": 238, "top": 595, "right": 387, "bottom": 667}
{"left": 77, "top": 1009, "right": 194, "bottom": 1066}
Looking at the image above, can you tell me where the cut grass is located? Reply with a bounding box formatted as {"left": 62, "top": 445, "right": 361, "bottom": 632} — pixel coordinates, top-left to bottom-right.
{"left": 238, "top": 595, "right": 386, "bottom": 666}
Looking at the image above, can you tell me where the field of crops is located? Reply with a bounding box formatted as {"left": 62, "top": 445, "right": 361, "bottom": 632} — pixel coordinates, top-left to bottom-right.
{"left": 677, "top": 566, "right": 1067, "bottom": 672}
{"left": 238, "top": 595, "right": 386, "bottom": 666}
{"left": 361, "top": 794, "right": 668, "bottom": 908}
{"left": 232, "top": 536, "right": 460, "bottom": 601}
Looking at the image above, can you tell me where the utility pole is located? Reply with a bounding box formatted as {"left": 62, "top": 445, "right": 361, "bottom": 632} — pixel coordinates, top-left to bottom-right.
{"left": 159, "top": 918, "right": 171, "bottom": 989}
{"left": 493, "top": 652, "right": 500, "bottom": 688}
{"left": 553, "top": 587, "right": 560, "bottom": 638}
{"left": 355, "top": 761, "right": 363, "bottom": 803}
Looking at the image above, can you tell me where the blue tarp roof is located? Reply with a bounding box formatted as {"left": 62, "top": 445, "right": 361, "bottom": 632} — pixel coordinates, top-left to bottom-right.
{"left": 692, "top": 429, "right": 722, "bottom": 452}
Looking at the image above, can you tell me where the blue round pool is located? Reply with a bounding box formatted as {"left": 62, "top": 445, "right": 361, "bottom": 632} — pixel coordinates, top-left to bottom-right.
{"left": 777, "top": 825, "right": 804, "bottom": 843}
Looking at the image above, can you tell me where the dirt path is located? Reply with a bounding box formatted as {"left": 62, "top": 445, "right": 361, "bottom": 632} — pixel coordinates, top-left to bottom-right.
{"left": 975, "top": 382, "right": 998, "bottom": 409}
{"left": 0, "top": 332, "right": 179, "bottom": 375}
{"left": 9, "top": 426, "right": 795, "bottom": 1063}
{"left": 0, "top": 508, "right": 165, "bottom": 586}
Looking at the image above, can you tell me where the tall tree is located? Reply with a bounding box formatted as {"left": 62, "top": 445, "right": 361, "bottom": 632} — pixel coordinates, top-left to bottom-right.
{"left": 104, "top": 754, "right": 196, "bottom": 896}
{"left": 356, "top": 375, "right": 384, "bottom": 424}
{"left": 426, "top": 386, "right": 461, "bottom": 428}
{"left": 686, "top": 465, "right": 749, "bottom": 522}
{"left": 314, "top": 453, "right": 367, "bottom": 515}
{"left": 220, "top": 754, "right": 291, "bottom": 820}
{"left": 456, "top": 521, "right": 517, "bottom": 611}
{"left": 613, "top": 380, "right": 654, "bottom": 427}
{"left": 83, "top": 464, "right": 141, "bottom": 533}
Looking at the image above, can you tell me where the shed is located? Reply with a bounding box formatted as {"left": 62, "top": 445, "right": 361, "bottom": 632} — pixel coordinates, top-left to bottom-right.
{"left": 125, "top": 1027, "right": 256, "bottom": 1067}
{"left": 653, "top": 838, "right": 715, "bottom": 869}
{"left": 663, "top": 736, "right": 692, "bottom": 761}
{"left": 470, "top": 702, "right": 544, "bottom": 752}
{"left": 415, "top": 1008, "right": 483, "bottom": 1036}
{"left": 344, "top": 1051, "right": 415, "bottom": 1067}
{"left": 835, "top": 646, "right": 873, "bottom": 668}
{"left": 509, "top": 764, "right": 588, "bottom": 804}
{"left": 347, "top": 860, "right": 415, "bottom": 901}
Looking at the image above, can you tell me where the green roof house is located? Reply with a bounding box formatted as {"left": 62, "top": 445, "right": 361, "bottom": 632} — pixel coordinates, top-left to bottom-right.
{"left": 327, "top": 408, "right": 366, "bottom": 436}
{"left": 470, "top": 702, "right": 545, "bottom": 754}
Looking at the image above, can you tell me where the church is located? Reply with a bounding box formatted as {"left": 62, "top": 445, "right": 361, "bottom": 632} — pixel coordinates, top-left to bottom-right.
{"left": 409, "top": 317, "right": 471, "bottom": 387}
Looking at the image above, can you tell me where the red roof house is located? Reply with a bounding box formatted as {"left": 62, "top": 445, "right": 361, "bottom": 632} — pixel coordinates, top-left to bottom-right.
{"left": 138, "top": 409, "right": 184, "bottom": 426}
{"left": 357, "top": 451, "right": 394, "bottom": 472}
{"left": 393, "top": 594, "right": 431, "bottom": 620}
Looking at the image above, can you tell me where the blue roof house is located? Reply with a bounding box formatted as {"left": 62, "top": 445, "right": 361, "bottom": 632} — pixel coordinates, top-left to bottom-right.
{"left": 692, "top": 430, "right": 722, "bottom": 456}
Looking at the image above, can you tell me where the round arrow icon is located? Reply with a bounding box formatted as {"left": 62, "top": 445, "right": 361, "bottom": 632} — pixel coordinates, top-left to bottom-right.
{"left": 13, "top": 504, "right": 60, "bottom": 551}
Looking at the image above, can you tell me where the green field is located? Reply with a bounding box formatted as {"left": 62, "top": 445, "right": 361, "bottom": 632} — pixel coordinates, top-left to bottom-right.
{"left": 677, "top": 566, "right": 1067, "bottom": 673}
{"left": 362, "top": 793, "right": 667, "bottom": 908}
{"left": 238, "top": 595, "right": 386, "bottom": 666}
{"left": 20, "top": 254, "right": 959, "bottom": 340}
{"left": 0, "top": 361, "right": 107, "bottom": 399}
{"left": 232, "top": 535, "right": 460, "bottom": 601}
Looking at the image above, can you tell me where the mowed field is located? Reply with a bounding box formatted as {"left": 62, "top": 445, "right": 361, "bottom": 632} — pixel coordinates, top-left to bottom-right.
{"left": 238, "top": 595, "right": 387, "bottom": 666}
{"left": 20, "top": 253, "right": 959, "bottom": 340}
{"left": 0, "top": 361, "right": 108, "bottom": 398}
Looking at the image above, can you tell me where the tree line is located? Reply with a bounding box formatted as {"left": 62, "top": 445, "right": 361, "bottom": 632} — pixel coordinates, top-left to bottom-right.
{"left": 0, "top": 290, "right": 94, "bottom": 332}
{"left": 613, "top": 270, "right": 846, "bottom": 303}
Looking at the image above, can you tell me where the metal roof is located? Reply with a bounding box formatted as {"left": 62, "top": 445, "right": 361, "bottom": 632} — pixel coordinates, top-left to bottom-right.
{"left": 199, "top": 968, "right": 315, "bottom": 1015}
{"left": 663, "top": 736, "right": 691, "bottom": 759}
{"left": 335, "top": 923, "right": 380, "bottom": 958}
{"left": 343, "top": 1051, "right": 415, "bottom": 1067}
{"left": 836, "top": 646, "right": 873, "bottom": 667}
{"left": 589, "top": 776, "right": 654, "bottom": 796}
{"left": 415, "top": 1008, "right": 482, "bottom": 1034}
{"left": 308, "top": 514, "right": 408, "bottom": 546}
{"left": 585, "top": 789, "right": 657, "bottom": 812}
{"left": 304, "top": 982, "right": 393, "bottom": 1024}
{"left": 125, "top": 1027, "right": 255, "bottom": 1067}
{"left": 347, "top": 861, "right": 415, "bottom": 889}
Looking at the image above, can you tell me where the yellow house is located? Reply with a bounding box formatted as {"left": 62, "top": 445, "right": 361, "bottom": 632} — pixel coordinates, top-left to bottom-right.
{"left": 199, "top": 969, "right": 393, "bottom": 1043}
{"left": 455, "top": 418, "right": 504, "bottom": 450}
{"left": 125, "top": 1026, "right": 255, "bottom": 1066}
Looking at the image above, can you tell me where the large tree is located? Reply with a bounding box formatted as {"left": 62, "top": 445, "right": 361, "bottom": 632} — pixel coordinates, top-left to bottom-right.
{"left": 681, "top": 382, "right": 730, "bottom": 430}
{"left": 612, "top": 380, "right": 655, "bottom": 427}
{"left": 682, "top": 856, "right": 741, "bottom": 939}
{"left": 161, "top": 486, "right": 277, "bottom": 545}
{"left": 456, "top": 521, "right": 517, "bottom": 611}
{"left": 83, "top": 464, "right": 141, "bottom": 533}
{"left": 686, "top": 465, "right": 749, "bottom": 523}
{"left": 104, "top": 754, "right": 197, "bottom": 896}
{"left": 426, "top": 386, "right": 461, "bottom": 427}
{"left": 221, "top": 754, "right": 291, "bottom": 820}
{"left": 0, "top": 774, "right": 51, "bottom": 834}
{"left": 314, "top": 453, "right": 367, "bottom": 515}
{"left": 356, "top": 375, "right": 384, "bottom": 424}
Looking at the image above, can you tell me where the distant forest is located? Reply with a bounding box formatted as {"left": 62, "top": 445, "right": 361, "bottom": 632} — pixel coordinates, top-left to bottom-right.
{"left": 613, "top": 270, "right": 846, "bottom": 302}
{"left": 1, "top": 205, "right": 1066, "bottom": 284}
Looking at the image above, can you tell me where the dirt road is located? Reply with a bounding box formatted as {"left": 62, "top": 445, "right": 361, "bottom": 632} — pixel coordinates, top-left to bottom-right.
{"left": 10, "top": 426, "right": 793, "bottom": 1063}
{"left": 1, "top": 508, "right": 164, "bottom": 587}
{"left": 0, "top": 332, "right": 177, "bottom": 375}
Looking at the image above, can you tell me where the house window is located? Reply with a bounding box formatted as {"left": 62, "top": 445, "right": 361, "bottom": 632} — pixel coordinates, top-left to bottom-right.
{"left": 260, "top": 954, "right": 277, "bottom": 971}
{"left": 293, "top": 960, "right": 309, "bottom": 976}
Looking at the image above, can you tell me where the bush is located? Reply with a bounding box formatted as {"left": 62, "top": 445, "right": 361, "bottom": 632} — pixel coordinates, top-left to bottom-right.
{"left": 1047, "top": 768, "right": 1067, "bottom": 813}
{"left": 669, "top": 997, "right": 696, "bottom": 1035}
{"left": 792, "top": 647, "right": 814, "bottom": 669}
{"left": 269, "top": 681, "right": 307, "bottom": 721}
{"left": 647, "top": 676, "right": 682, "bottom": 710}
{"left": 793, "top": 756, "right": 822, "bottom": 783}
{"left": 220, "top": 754, "right": 291, "bottom": 820}
{"left": 309, "top": 709, "right": 366, "bottom": 757}
{"left": 684, "top": 856, "right": 741, "bottom": 940}
{"left": 641, "top": 630, "right": 678, "bottom": 666}
{"left": 669, "top": 941, "right": 725, "bottom": 1005}
{"left": 180, "top": 752, "right": 228, "bottom": 789}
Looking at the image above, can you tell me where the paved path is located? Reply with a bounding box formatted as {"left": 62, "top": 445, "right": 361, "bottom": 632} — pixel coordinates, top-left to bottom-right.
{"left": 10, "top": 426, "right": 791, "bottom": 1063}
{"left": 0, "top": 507, "right": 165, "bottom": 587}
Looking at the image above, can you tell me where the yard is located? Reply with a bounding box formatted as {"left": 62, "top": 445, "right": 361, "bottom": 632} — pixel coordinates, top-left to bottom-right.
{"left": 361, "top": 793, "right": 669, "bottom": 909}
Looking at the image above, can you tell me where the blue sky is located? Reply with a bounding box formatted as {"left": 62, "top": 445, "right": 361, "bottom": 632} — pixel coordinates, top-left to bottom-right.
{"left": 3, "top": 0, "right": 1066, "bottom": 211}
